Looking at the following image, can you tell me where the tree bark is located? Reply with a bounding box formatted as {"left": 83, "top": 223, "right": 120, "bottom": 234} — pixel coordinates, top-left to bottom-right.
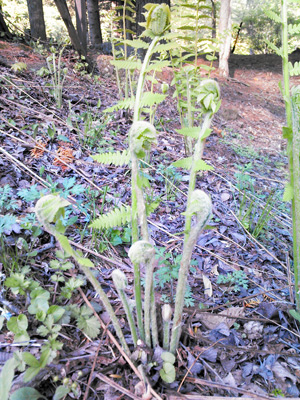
{"left": 0, "top": 5, "right": 12, "bottom": 39}
{"left": 210, "top": 0, "right": 217, "bottom": 39}
{"left": 75, "top": 0, "right": 87, "bottom": 54}
{"left": 26, "top": 0, "right": 47, "bottom": 41}
{"left": 53, "top": 0, "right": 87, "bottom": 57}
{"left": 87, "top": 0, "right": 102, "bottom": 47}
{"left": 218, "top": 0, "right": 231, "bottom": 77}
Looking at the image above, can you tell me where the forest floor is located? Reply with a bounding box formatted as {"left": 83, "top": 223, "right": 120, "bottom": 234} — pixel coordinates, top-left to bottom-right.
{"left": 1, "top": 39, "right": 300, "bottom": 399}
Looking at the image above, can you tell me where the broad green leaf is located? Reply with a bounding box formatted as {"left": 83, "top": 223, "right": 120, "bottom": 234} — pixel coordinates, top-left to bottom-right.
{"left": 290, "top": 309, "right": 300, "bottom": 322}
{"left": 161, "top": 352, "right": 176, "bottom": 364}
{"left": 160, "top": 362, "right": 176, "bottom": 383}
{"left": 10, "top": 387, "right": 46, "bottom": 400}
{"left": 195, "top": 160, "right": 214, "bottom": 171}
{"left": 22, "top": 352, "right": 40, "bottom": 368}
{"left": 76, "top": 315, "right": 100, "bottom": 338}
{"left": 35, "top": 195, "right": 70, "bottom": 225}
{"left": 77, "top": 257, "right": 94, "bottom": 268}
{"left": 53, "top": 385, "right": 70, "bottom": 400}
{"left": 0, "top": 357, "right": 16, "bottom": 400}
{"left": 23, "top": 366, "right": 41, "bottom": 383}
{"left": 47, "top": 305, "right": 65, "bottom": 323}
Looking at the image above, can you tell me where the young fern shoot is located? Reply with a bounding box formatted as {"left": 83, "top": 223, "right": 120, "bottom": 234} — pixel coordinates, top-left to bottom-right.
{"left": 170, "top": 79, "right": 220, "bottom": 353}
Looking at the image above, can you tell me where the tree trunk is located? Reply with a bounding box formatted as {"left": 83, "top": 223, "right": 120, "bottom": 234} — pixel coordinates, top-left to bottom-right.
{"left": 218, "top": 0, "right": 231, "bottom": 77}
{"left": 87, "top": 0, "right": 102, "bottom": 47}
{"left": 26, "top": 0, "right": 47, "bottom": 41}
{"left": 0, "top": 6, "right": 12, "bottom": 39}
{"left": 53, "top": 0, "right": 87, "bottom": 58}
{"left": 136, "top": 0, "right": 170, "bottom": 38}
{"left": 75, "top": 0, "right": 87, "bottom": 54}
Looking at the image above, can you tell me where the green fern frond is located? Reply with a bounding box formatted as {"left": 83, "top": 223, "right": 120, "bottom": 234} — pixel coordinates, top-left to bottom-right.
{"left": 266, "top": 40, "right": 283, "bottom": 57}
{"left": 172, "top": 157, "right": 213, "bottom": 171}
{"left": 155, "top": 42, "right": 179, "bottom": 52}
{"left": 176, "top": 127, "right": 201, "bottom": 138}
{"left": 141, "top": 92, "right": 166, "bottom": 107}
{"left": 146, "top": 60, "right": 170, "bottom": 72}
{"left": 289, "top": 61, "right": 300, "bottom": 76}
{"left": 91, "top": 150, "right": 130, "bottom": 166}
{"left": 123, "top": 39, "right": 149, "bottom": 49}
{"left": 264, "top": 9, "right": 281, "bottom": 23}
{"left": 172, "top": 157, "right": 193, "bottom": 169}
{"left": 110, "top": 60, "right": 142, "bottom": 70}
{"left": 288, "top": 24, "right": 300, "bottom": 36}
{"left": 104, "top": 98, "right": 134, "bottom": 113}
{"left": 89, "top": 205, "right": 132, "bottom": 230}
{"left": 195, "top": 160, "right": 214, "bottom": 171}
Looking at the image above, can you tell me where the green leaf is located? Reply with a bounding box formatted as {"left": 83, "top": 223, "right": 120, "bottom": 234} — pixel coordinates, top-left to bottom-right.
{"left": 141, "top": 92, "right": 166, "bottom": 107}
{"left": 195, "top": 160, "right": 214, "bottom": 171}
{"left": 22, "top": 352, "right": 40, "bottom": 368}
{"left": 10, "top": 387, "right": 46, "bottom": 400}
{"left": 283, "top": 182, "right": 293, "bottom": 201}
{"left": 53, "top": 385, "right": 70, "bottom": 400}
{"left": 160, "top": 362, "right": 176, "bottom": 383}
{"left": 23, "top": 366, "right": 41, "bottom": 383}
{"left": 161, "top": 352, "right": 176, "bottom": 364}
{"left": 7, "top": 314, "right": 28, "bottom": 333}
{"left": 76, "top": 315, "right": 100, "bottom": 338}
{"left": 176, "top": 127, "right": 200, "bottom": 139}
{"left": 282, "top": 126, "right": 292, "bottom": 139}
{"left": 289, "top": 309, "right": 300, "bottom": 322}
{"left": 77, "top": 257, "right": 94, "bottom": 268}
{"left": 47, "top": 305, "right": 65, "bottom": 323}
{"left": 0, "top": 357, "right": 16, "bottom": 400}
{"left": 172, "top": 157, "right": 193, "bottom": 169}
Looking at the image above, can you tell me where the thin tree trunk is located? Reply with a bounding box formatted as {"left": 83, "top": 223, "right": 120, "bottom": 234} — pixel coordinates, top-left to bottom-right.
{"left": 211, "top": 0, "right": 216, "bottom": 39}
{"left": 53, "top": 0, "right": 87, "bottom": 57}
{"left": 0, "top": 6, "right": 12, "bottom": 39}
{"left": 26, "top": 0, "right": 47, "bottom": 41}
{"left": 218, "top": 0, "right": 231, "bottom": 77}
{"left": 87, "top": 0, "right": 102, "bottom": 47}
{"left": 75, "top": 0, "right": 87, "bottom": 54}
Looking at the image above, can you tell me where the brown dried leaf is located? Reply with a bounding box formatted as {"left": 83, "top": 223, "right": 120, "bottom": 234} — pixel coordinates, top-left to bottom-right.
{"left": 197, "top": 306, "right": 245, "bottom": 330}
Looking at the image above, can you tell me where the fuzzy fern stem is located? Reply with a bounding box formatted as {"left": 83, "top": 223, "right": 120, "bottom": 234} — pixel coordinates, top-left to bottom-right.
{"left": 170, "top": 113, "right": 213, "bottom": 354}
{"left": 281, "top": 0, "right": 300, "bottom": 310}
{"left": 112, "top": 270, "right": 138, "bottom": 346}
{"left": 34, "top": 195, "right": 130, "bottom": 355}
{"left": 130, "top": 36, "right": 160, "bottom": 340}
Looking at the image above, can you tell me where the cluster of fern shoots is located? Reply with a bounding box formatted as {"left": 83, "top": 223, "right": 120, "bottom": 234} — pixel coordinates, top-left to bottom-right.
{"left": 35, "top": 3, "right": 221, "bottom": 382}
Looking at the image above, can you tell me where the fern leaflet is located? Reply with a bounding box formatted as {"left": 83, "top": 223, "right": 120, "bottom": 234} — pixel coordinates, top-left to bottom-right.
{"left": 91, "top": 150, "right": 130, "bottom": 166}
{"left": 141, "top": 92, "right": 166, "bottom": 107}
{"left": 89, "top": 205, "right": 132, "bottom": 230}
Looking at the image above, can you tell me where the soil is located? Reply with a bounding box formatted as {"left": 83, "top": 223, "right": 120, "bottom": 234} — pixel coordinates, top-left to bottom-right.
{"left": 0, "top": 39, "right": 300, "bottom": 399}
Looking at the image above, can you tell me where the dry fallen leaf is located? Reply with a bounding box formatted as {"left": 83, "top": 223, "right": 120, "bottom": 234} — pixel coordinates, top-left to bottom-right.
{"left": 202, "top": 274, "right": 213, "bottom": 297}
{"left": 197, "top": 306, "right": 245, "bottom": 330}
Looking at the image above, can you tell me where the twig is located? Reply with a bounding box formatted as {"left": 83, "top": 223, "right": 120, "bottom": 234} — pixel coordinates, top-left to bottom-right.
{"left": 83, "top": 340, "right": 102, "bottom": 400}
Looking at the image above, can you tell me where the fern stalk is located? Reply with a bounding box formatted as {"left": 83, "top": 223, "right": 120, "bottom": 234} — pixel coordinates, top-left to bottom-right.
{"left": 170, "top": 113, "right": 212, "bottom": 354}
{"left": 130, "top": 35, "right": 161, "bottom": 340}
{"left": 281, "top": 0, "right": 300, "bottom": 310}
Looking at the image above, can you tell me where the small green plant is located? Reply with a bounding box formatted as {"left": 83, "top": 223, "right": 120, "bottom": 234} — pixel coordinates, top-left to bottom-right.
{"left": 217, "top": 270, "right": 249, "bottom": 293}
{"left": 11, "top": 61, "right": 27, "bottom": 73}
{"left": 46, "top": 46, "right": 68, "bottom": 108}
{"left": 267, "top": 1, "right": 300, "bottom": 313}
{"left": 156, "top": 164, "right": 183, "bottom": 200}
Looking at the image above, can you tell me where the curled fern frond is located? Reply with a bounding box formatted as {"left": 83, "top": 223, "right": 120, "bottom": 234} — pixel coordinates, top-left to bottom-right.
{"left": 89, "top": 205, "right": 131, "bottom": 230}
{"left": 91, "top": 150, "right": 130, "bottom": 166}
